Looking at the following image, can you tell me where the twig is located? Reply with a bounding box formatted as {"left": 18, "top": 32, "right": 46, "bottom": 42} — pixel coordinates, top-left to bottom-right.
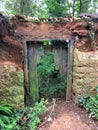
{"left": 37, "top": 98, "right": 56, "bottom": 129}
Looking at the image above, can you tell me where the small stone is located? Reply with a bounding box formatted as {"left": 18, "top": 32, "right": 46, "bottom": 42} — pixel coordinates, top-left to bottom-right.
{"left": 47, "top": 117, "right": 52, "bottom": 122}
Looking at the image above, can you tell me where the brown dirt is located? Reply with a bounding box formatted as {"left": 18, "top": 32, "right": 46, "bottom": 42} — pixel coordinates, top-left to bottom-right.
{"left": 40, "top": 100, "right": 98, "bottom": 130}
{"left": 0, "top": 35, "right": 23, "bottom": 69}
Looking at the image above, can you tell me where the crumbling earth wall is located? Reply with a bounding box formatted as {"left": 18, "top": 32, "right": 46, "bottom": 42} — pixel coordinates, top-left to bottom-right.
{"left": 71, "top": 19, "right": 98, "bottom": 99}
{"left": 1, "top": 15, "right": 98, "bottom": 103}
{"left": 72, "top": 48, "right": 98, "bottom": 99}
{"left": 0, "top": 36, "right": 23, "bottom": 107}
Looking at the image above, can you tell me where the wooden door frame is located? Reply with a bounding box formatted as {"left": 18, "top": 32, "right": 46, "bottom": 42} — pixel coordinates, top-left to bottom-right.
{"left": 23, "top": 37, "right": 75, "bottom": 106}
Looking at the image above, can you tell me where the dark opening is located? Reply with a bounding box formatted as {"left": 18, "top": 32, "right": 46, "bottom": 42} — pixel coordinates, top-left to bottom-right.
{"left": 27, "top": 40, "right": 68, "bottom": 103}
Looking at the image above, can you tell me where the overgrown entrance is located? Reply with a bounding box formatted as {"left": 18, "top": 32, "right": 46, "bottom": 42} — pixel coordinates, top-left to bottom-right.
{"left": 27, "top": 40, "right": 68, "bottom": 104}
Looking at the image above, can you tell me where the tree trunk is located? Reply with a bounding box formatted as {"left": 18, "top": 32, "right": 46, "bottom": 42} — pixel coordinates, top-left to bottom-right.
{"left": 20, "top": 0, "right": 24, "bottom": 15}
{"left": 20, "top": 0, "right": 32, "bottom": 15}
{"left": 79, "top": 0, "right": 82, "bottom": 13}
{"left": 72, "top": 0, "right": 75, "bottom": 16}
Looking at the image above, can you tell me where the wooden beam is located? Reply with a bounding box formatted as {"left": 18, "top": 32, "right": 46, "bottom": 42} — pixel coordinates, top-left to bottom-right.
{"left": 66, "top": 36, "right": 75, "bottom": 101}
{"left": 27, "top": 42, "right": 39, "bottom": 105}
{"left": 23, "top": 40, "right": 30, "bottom": 106}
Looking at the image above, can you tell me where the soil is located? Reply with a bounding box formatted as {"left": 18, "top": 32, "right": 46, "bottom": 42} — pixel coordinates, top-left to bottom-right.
{"left": 40, "top": 100, "right": 98, "bottom": 130}
{"left": 0, "top": 35, "right": 23, "bottom": 69}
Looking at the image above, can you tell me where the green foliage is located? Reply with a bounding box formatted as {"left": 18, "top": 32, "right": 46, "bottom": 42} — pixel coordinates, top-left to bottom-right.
{"left": 0, "top": 0, "right": 48, "bottom": 18}
{"left": 37, "top": 52, "right": 55, "bottom": 77}
{"left": 0, "top": 0, "right": 98, "bottom": 17}
{"left": 75, "top": 0, "right": 90, "bottom": 15}
{"left": 45, "top": 0, "right": 66, "bottom": 17}
{"left": 0, "top": 104, "right": 13, "bottom": 130}
{"left": 31, "top": 1, "right": 49, "bottom": 18}
{"left": 43, "top": 40, "right": 52, "bottom": 45}
{"left": 0, "top": 99, "right": 48, "bottom": 130}
{"left": 76, "top": 97, "right": 87, "bottom": 107}
{"left": 37, "top": 52, "right": 66, "bottom": 99}
{"left": 0, "top": 104, "right": 12, "bottom": 115}
{"left": 2, "top": 0, "right": 21, "bottom": 15}
{"left": 85, "top": 87, "right": 98, "bottom": 119}
{"left": 77, "top": 96, "right": 98, "bottom": 120}
{"left": 77, "top": 86, "right": 98, "bottom": 120}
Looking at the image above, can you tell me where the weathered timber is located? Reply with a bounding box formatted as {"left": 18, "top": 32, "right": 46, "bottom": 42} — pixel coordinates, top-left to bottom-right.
{"left": 53, "top": 41, "right": 68, "bottom": 75}
{"left": 27, "top": 42, "right": 39, "bottom": 105}
{"left": 66, "top": 36, "right": 75, "bottom": 101}
{"left": 23, "top": 40, "right": 30, "bottom": 106}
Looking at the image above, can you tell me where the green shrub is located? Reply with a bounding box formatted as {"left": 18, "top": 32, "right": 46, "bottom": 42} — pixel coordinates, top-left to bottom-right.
{"left": 77, "top": 87, "right": 98, "bottom": 120}
{"left": 0, "top": 99, "right": 48, "bottom": 130}
{"left": 85, "top": 94, "right": 98, "bottom": 119}
{"left": 37, "top": 52, "right": 67, "bottom": 99}
{"left": 13, "top": 98, "right": 48, "bottom": 130}
{"left": 0, "top": 104, "right": 13, "bottom": 130}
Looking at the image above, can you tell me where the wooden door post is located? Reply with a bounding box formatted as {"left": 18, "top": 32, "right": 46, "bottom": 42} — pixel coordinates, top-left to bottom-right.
{"left": 27, "top": 43, "right": 39, "bottom": 105}
{"left": 23, "top": 40, "right": 30, "bottom": 106}
{"left": 23, "top": 41, "right": 39, "bottom": 106}
{"left": 66, "top": 36, "right": 75, "bottom": 101}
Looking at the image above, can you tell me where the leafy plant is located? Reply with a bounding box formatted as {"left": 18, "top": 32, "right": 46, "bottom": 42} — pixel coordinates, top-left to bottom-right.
{"left": 77, "top": 86, "right": 98, "bottom": 120}
{"left": 0, "top": 104, "right": 12, "bottom": 115}
{"left": 0, "top": 104, "right": 13, "bottom": 130}
{"left": 85, "top": 94, "right": 98, "bottom": 119}
{"left": 37, "top": 52, "right": 66, "bottom": 99}
{"left": 0, "top": 99, "right": 48, "bottom": 130}
{"left": 45, "top": 0, "right": 66, "bottom": 17}
{"left": 1, "top": 0, "right": 98, "bottom": 17}
{"left": 13, "top": 98, "right": 48, "bottom": 130}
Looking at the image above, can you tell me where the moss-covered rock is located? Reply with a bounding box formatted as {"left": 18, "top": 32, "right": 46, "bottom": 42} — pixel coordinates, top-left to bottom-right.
{"left": 0, "top": 65, "right": 24, "bottom": 108}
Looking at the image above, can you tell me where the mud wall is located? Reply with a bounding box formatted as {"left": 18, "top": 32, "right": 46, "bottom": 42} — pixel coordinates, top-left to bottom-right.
{"left": 1, "top": 16, "right": 98, "bottom": 103}
{"left": 71, "top": 19, "right": 98, "bottom": 99}
{"left": 0, "top": 35, "right": 23, "bottom": 107}
{"left": 0, "top": 36, "right": 23, "bottom": 68}
{"left": 0, "top": 64, "right": 24, "bottom": 107}
{"left": 72, "top": 48, "right": 98, "bottom": 99}
{"left": 11, "top": 16, "right": 98, "bottom": 99}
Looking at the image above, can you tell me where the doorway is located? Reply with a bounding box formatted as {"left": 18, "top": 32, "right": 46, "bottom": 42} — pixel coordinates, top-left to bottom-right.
{"left": 27, "top": 40, "right": 68, "bottom": 104}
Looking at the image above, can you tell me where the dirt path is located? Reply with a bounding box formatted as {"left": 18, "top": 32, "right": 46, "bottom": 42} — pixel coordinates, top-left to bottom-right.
{"left": 40, "top": 100, "right": 98, "bottom": 130}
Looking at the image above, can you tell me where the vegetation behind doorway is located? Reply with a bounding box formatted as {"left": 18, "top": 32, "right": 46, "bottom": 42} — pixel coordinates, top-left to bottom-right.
{"left": 27, "top": 40, "right": 68, "bottom": 103}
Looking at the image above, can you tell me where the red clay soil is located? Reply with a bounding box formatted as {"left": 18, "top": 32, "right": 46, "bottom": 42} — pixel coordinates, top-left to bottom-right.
{"left": 0, "top": 35, "right": 23, "bottom": 68}
{"left": 0, "top": 18, "right": 98, "bottom": 69}
{"left": 40, "top": 100, "right": 98, "bottom": 130}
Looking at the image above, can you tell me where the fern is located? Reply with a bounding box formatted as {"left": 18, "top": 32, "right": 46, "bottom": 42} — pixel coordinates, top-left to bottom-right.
{"left": 0, "top": 104, "right": 12, "bottom": 115}
{"left": 0, "top": 104, "right": 13, "bottom": 129}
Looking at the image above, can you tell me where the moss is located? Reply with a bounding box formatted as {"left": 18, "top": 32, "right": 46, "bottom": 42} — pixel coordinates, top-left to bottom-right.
{"left": 0, "top": 66, "right": 24, "bottom": 108}
{"left": 29, "top": 69, "right": 39, "bottom": 103}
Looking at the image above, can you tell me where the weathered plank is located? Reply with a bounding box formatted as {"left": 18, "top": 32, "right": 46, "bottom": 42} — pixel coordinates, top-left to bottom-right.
{"left": 27, "top": 42, "right": 39, "bottom": 105}
{"left": 23, "top": 40, "right": 30, "bottom": 106}
{"left": 53, "top": 41, "right": 68, "bottom": 75}
{"left": 66, "top": 36, "right": 75, "bottom": 101}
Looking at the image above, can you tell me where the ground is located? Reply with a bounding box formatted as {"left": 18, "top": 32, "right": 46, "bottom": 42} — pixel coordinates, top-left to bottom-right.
{"left": 40, "top": 100, "right": 98, "bottom": 130}
{"left": 0, "top": 55, "right": 98, "bottom": 130}
{"left": 0, "top": 63, "right": 97, "bottom": 130}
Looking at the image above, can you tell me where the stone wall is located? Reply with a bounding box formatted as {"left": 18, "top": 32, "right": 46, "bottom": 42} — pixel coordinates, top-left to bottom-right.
{"left": 72, "top": 48, "right": 98, "bottom": 99}
{"left": 0, "top": 63, "right": 24, "bottom": 108}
